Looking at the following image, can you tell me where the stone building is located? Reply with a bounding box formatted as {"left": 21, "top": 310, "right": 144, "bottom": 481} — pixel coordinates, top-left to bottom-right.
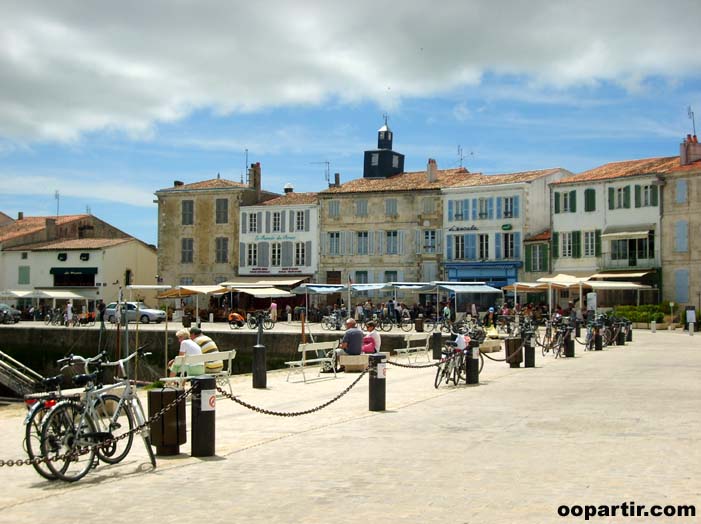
{"left": 661, "top": 136, "right": 701, "bottom": 308}
{"left": 154, "top": 165, "right": 278, "bottom": 286}
{"left": 443, "top": 168, "right": 572, "bottom": 288}
{"left": 238, "top": 185, "right": 319, "bottom": 279}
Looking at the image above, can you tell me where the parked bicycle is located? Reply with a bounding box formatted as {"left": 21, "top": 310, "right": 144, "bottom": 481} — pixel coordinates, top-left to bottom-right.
{"left": 247, "top": 311, "right": 274, "bottom": 330}
{"left": 39, "top": 346, "right": 156, "bottom": 482}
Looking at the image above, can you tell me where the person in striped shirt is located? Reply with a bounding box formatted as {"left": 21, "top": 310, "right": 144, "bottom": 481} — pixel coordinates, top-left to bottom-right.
{"left": 189, "top": 326, "right": 223, "bottom": 373}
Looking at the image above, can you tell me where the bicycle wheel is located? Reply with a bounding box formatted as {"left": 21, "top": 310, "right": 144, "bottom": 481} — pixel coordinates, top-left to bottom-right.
{"left": 263, "top": 318, "right": 274, "bottom": 330}
{"left": 41, "top": 401, "right": 97, "bottom": 482}
{"left": 440, "top": 321, "right": 452, "bottom": 334}
{"left": 400, "top": 318, "right": 413, "bottom": 332}
{"left": 92, "top": 394, "right": 134, "bottom": 464}
{"left": 434, "top": 361, "right": 445, "bottom": 389}
{"left": 24, "top": 401, "right": 57, "bottom": 480}
{"left": 452, "top": 354, "right": 463, "bottom": 385}
{"left": 380, "top": 318, "right": 393, "bottom": 332}
{"left": 247, "top": 317, "right": 257, "bottom": 329}
{"left": 44, "top": 315, "right": 52, "bottom": 326}
{"left": 130, "top": 397, "right": 157, "bottom": 468}
{"left": 424, "top": 319, "right": 436, "bottom": 332}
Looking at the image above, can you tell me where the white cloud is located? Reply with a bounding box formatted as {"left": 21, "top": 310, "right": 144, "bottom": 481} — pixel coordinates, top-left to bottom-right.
{"left": 0, "top": 0, "right": 699, "bottom": 143}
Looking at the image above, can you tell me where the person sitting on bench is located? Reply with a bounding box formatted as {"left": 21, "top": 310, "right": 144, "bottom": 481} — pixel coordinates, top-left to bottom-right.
{"left": 335, "top": 318, "right": 363, "bottom": 371}
{"left": 362, "top": 320, "right": 381, "bottom": 353}
{"left": 168, "top": 328, "right": 203, "bottom": 377}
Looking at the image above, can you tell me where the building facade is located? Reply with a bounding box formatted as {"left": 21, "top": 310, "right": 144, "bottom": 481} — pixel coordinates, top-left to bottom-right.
{"left": 443, "top": 168, "right": 571, "bottom": 288}
{"left": 238, "top": 187, "right": 319, "bottom": 278}
{"left": 154, "top": 165, "right": 278, "bottom": 287}
{"left": 661, "top": 138, "right": 701, "bottom": 307}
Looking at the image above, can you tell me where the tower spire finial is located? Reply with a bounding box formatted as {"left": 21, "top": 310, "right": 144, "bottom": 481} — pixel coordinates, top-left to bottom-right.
{"left": 383, "top": 112, "right": 389, "bottom": 126}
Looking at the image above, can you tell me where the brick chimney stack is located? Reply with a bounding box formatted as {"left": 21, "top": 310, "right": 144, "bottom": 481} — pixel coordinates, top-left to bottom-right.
{"left": 248, "top": 162, "right": 262, "bottom": 202}
{"left": 427, "top": 158, "right": 438, "bottom": 182}
{"left": 681, "top": 135, "right": 701, "bottom": 165}
{"left": 45, "top": 218, "right": 57, "bottom": 241}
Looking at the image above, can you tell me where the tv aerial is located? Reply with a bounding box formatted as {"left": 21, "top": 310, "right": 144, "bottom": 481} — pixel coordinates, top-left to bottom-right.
{"left": 311, "top": 160, "right": 331, "bottom": 183}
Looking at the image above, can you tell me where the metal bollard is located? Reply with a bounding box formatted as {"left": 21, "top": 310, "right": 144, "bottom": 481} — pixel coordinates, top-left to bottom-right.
{"left": 626, "top": 323, "right": 633, "bottom": 342}
{"left": 616, "top": 329, "right": 626, "bottom": 346}
{"left": 651, "top": 320, "right": 656, "bottom": 333}
{"left": 190, "top": 376, "right": 216, "bottom": 457}
{"left": 252, "top": 343, "right": 267, "bottom": 389}
{"left": 594, "top": 330, "right": 603, "bottom": 351}
{"left": 505, "top": 337, "right": 523, "bottom": 368}
{"left": 466, "top": 340, "right": 480, "bottom": 385}
{"left": 148, "top": 388, "right": 186, "bottom": 456}
{"left": 368, "top": 353, "right": 386, "bottom": 412}
{"left": 524, "top": 330, "right": 535, "bottom": 368}
{"left": 564, "top": 332, "right": 575, "bottom": 358}
{"left": 432, "top": 332, "right": 443, "bottom": 360}
{"left": 575, "top": 321, "right": 581, "bottom": 339}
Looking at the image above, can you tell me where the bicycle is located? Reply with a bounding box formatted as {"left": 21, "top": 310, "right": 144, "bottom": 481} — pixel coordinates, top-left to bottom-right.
{"left": 23, "top": 351, "right": 106, "bottom": 480}
{"left": 39, "top": 346, "right": 157, "bottom": 482}
{"left": 434, "top": 341, "right": 461, "bottom": 388}
{"left": 378, "top": 313, "right": 413, "bottom": 332}
{"left": 247, "top": 312, "right": 275, "bottom": 330}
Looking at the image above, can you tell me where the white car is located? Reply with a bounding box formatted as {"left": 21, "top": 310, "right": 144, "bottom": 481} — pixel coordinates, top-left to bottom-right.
{"left": 105, "top": 302, "right": 166, "bottom": 324}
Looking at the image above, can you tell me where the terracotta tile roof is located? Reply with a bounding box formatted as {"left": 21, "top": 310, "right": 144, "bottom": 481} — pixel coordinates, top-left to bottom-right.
{"left": 0, "top": 215, "right": 89, "bottom": 243}
{"left": 552, "top": 156, "right": 679, "bottom": 185}
{"left": 259, "top": 192, "right": 318, "bottom": 206}
{"left": 451, "top": 168, "right": 565, "bottom": 188}
{"left": 670, "top": 159, "right": 701, "bottom": 173}
{"left": 524, "top": 229, "right": 551, "bottom": 242}
{"left": 5, "top": 238, "right": 132, "bottom": 251}
{"left": 321, "top": 168, "right": 473, "bottom": 194}
{"left": 158, "top": 178, "right": 248, "bottom": 192}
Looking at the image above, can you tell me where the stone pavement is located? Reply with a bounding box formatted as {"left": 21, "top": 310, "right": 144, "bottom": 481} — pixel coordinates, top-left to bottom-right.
{"left": 0, "top": 329, "right": 698, "bottom": 524}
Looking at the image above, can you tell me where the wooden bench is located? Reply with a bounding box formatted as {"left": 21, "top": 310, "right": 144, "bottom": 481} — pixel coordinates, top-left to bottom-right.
{"left": 394, "top": 333, "right": 431, "bottom": 363}
{"left": 160, "top": 350, "right": 237, "bottom": 394}
{"left": 479, "top": 339, "right": 502, "bottom": 353}
{"left": 285, "top": 341, "right": 339, "bottom": 383}
{"left": 338, "top": 351, "right": 391, "bottom": 372}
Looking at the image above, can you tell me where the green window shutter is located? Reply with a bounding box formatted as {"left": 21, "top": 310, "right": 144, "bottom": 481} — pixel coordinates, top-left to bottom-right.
{"left": 569, "top": 190, "right": 576, "bottom": 213}
{"left": 608, "top": 187, "right": 614, "bottom": 210}
{"left": 651, "top": 185, "right": 659, "bottom": 206}
{"left": 552, "top": 232, "right": 559, "bottom": 259}
{"left": 623, "top": 186, "right": 631, "bottom": 208}
{"left": 572, "top": 231, "right": 581, "bottom": 258}
{"left": 595, "top": 229, "right": 602, "bottom": 256}
{"left": 524, "top": 244, "right": 532, "bottom": 272}
{"left": 554, "top": 192, "right": 561, "bottom": 214}
{"left": 584, "top": 188, "right": 595, "bottom": 212}
{"left": 634, "top": 185, "right": 641, "bottom": 208}
{"left": 541, "top": 243, "right": 549, "bottom": 272}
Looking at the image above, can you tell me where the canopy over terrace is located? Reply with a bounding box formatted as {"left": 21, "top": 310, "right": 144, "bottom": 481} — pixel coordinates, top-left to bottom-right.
{"left": 157, "top": 285, "right": 229, "bottom": 322}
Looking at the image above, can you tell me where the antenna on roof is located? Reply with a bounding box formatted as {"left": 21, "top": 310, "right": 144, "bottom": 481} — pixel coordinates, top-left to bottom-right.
{"left": 311, "top": 160, "right": 331, "bottom": 183}
{"left": 689, "top": 106, "right": 696, "bottom": 136}
{"left": 457, "top": 145, "right": 464, "bottom": 168}
{"left": 86, "top": 205, "right": 91, "bottom": 215}
{"left": 244, "top": 148, "right": 249, "bottom": 184}
{"left": 383, "top": 112, "right": 389, "bottom": 126}
{"left": 54, "top": 190, "right": 59, "bottom": 217}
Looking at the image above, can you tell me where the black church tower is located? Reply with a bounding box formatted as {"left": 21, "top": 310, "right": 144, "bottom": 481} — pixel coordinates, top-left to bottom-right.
{"left": 362, "top": 117, "right": 405, "bottom": 178}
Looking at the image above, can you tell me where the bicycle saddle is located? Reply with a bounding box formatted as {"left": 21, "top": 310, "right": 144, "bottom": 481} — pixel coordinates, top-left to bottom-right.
{"left": 42, "top": 375, "right": 63, "bottom": 390}
{"left": 72, "top": 371, "right": 100, "bottom": 387}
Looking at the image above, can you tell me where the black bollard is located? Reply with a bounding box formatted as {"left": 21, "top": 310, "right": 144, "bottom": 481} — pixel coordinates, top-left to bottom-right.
{"left": 190, "top": 376, "right": 216, "bottom": 457}
{"left": 594, "top": 330, "right": 603, "bottom": 351}
{"left": 626, "top": 323, "right": 633, "bottom": 342}
{"left": 505, "top": 337, "right": 523, "bottom": 368}
{"left": 616, "top": 328, "right": 626, "bottom": 346}
{"left": 575, "top": 321, "right": 581, "bottom": 339}
{"left": 148, "top": 388, "right": 186, "bottom": 456}
{"left": 432, "top": 332, "right": 443, "bottom": 360}
{"left": 564, "top": 332, "right": 575, "bottom": 358}
{"left": 524, "top": 330, "right": 535, "bottom": 368}
{"left": 368, "top": 353, "right": 386, "bottom": 412}
{"left": 252, "top": 343, "right": 267, "bottom": 389}
{"left": 466, "top": 340, "right": 480, "bottom": 385}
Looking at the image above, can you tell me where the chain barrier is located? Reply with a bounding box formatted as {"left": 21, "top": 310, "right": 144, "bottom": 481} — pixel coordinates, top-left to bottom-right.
{"left": 387, "top": 349, "right": 465, "bottom": 369}
{"left": 0, "top": 386, "right": 193, "bottom": 468}
{"left": 480, "top": 342, "right": 525, "bottom": 363}
{"left": 216, "top": 370, "right": 367, "bottom": 417}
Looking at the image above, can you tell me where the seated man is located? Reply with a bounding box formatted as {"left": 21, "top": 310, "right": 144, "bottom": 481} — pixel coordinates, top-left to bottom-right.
{"left": 335, "top": 318, "right": 363, "bottom": 371}
{"left": 189, "top": 326, "right": 223, "bottom": 373}
{"left": 168, "top": 328, "right": 204, "bottom": 377}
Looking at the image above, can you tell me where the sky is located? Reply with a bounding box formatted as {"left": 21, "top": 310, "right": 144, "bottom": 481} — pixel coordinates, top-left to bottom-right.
{"left": 1, "top": 0, "right": 700, "bottom": 246}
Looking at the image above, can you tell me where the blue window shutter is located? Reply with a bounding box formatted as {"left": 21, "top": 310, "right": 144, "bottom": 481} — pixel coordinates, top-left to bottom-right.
{"left": 488, "top": 198, "right": 494, "bottom": 219}
{"left": 304, "top": 209, "right": 310, "bottom": 231}
{"left": 675, "top": 221, "right": 689, "bottom": 252}
{"left": 675, "top": 269, "right": 689, "bottom": 303}
{"left": 514, "top": 232, "right": 521, "bottom": 258}
{"left": 281, "top": 242, "right": 293, "bottom": 266}
{"left": 467, "top": 234, "right": 476, "bottom": 260}
{"left": 398, "top": 231, "right": 404, "bottom": 254}
{"left": 257, "top": 212, "right": 263, "bottom": 231}
{"left": 513, "top": 196, "right": 520, "bottom": 218}
{"left": 495, "top": 233, "right": 502, "bottom": 259}
{"left": 241, "top": 212, "right": 247, "bottom": 234}
{"left": 446, "top": 235, "right": 453, "bottom": 260}
{"left": 265, "top": 212, "right": 270, "bottom": 233}
{"left": 259, "top": 242, "right": 269, "bottom": 267}
{"left": 462, "top": 199, "right": 469, "bottom": 221}
{"left": 472, "top": 199, "right": 477, "bottom": 220}
{"left": 289, "top": 210, "right": 294, "bottom": 230}
{"left": 368, "top": 232, "right": 374, "bottom": 253}
{"left": 305, "top": 241, "right": 312, "bottom": 266}
{"left": 415, "top": 229, "right": 421, "bottom": 254}
{"left": 496, "top": 198, "right": 503, "bottom": 219}
{"left": 448, "top": 200, "right": 454, "bottom": 221}
{"left": 239, "top": 243, "right": 246, "bottom": 267}
{"left": 280, "top": 210, "right": 286, "bottom": 232}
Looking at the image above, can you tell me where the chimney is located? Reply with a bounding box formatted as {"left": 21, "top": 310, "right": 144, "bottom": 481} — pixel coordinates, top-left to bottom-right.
{"left": 17, "top": 211, "right": 23, "bottom": 220}
{"left": 680, "top": 138, "right": 701, "bottom": 166}
{"left": 174, "top": 180, "right": 184, "bottom": 187}
{"left": 248, "top": 162, "right": 262, "bottom": 201}
{"left": 427, "top": 158, "right": 438, "bottom": 182}
{"left": 45, "top": 218, "right": 57, "bottom": 241}
{"left": 283, "top": 183, "right": 294, "bottom": 194}
{"left": 334, "top": 172, "right": 340, "bottom": 187}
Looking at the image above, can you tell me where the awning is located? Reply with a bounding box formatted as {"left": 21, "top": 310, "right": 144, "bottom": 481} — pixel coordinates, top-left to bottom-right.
{"left": 230, "top": 287, "right": 293, "bottom": 298}
{"left": 537, "top": 274, "right": 590, "bottom": 287}
{"left": 588, "top": 271, "right": 653, "bottom": 279}
{"left": 502, "top": 282, "right": 550, "bottom": 292}
{"left": 585, "top": 281, "right": 652, "bottom": 290}
{"left": 389, "top": 282, "right": 435, "bottom": 292}
{"left": 180, "top": 285, "right": 230, "bottom": 295}
{"left": 350, "top": 283, "right": 388, "bottom": 292}
{"left": 49, "top": 267, "right": 98, "bottom": 276}
{"left": 219, "top": 277, "right": 306, "bottom": 288}
{"left": 437, "top": 283, "right": 502, "bottom": 294}
{"left": 600, "top": 224, "right": 655, "bottom": 240}
{"left": 33, "top": 290, "right": 89, "bottom": 300}
{"left": 291, "top": 284, "right": 346, "bottom": 295}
